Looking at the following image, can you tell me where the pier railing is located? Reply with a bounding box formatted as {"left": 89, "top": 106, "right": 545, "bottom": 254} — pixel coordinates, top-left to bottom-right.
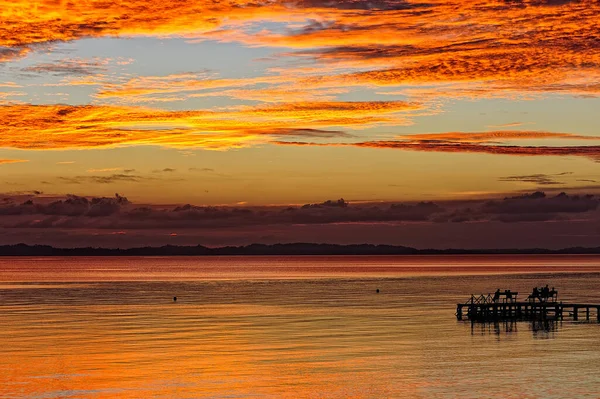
{"left": 466, "top": 291, "right": 518, "bottom": 305}
{"left": 457, "top": 291, "right": 600, "bottom": 322}
{"left": 468, "top": 294, "right": 493, "bottom": 305}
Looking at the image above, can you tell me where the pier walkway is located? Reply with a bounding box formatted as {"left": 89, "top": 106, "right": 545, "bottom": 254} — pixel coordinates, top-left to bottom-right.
{"left": 456, "top": 288, "right": 600, "bottom": 321}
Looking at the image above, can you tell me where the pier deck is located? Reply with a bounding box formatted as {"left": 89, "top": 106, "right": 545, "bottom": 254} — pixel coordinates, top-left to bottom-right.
{"left": 457, "top": 301, "right": 600, "bottom": 321}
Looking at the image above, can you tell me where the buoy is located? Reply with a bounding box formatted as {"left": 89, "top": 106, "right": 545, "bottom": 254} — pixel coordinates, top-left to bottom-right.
{"left": 173, "top": 296, "right": 177, "bottom": 302}
{"left": 376, "top": 289, "right": 380, "bottom": 293}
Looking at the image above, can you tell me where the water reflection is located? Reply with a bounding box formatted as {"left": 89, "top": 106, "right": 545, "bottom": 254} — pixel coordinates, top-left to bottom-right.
{"left": 467, "top": 319, "right": 562, "bottom": 337}
{"left": 3, "top": 258, "right": 600, "bottom": 398}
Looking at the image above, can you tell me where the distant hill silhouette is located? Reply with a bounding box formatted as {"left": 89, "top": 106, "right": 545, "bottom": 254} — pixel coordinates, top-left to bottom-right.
{"left": 1, "top": 243, "right": 600, "bottom": 256}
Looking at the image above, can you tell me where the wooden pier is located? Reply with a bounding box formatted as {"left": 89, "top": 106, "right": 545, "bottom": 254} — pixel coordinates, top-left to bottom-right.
{"left": 456, "top": 288, "right": 600, "bottom": 322}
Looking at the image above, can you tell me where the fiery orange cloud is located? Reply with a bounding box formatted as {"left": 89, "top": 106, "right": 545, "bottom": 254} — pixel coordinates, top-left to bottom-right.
{"left": 203, "top": 1, "right": 599, "bottom": 97}
{"left": 0, "top": 1, "right": 252, "bottom": 47}
{"left": 94, "top": 72, "right": 354, "bottom": 104}
{"left": 2, "top": 1, "right": 598, "bottom": 96}
{"left": 191, "top": 86, "right": 350, "bottom": 103}
{"left": 0, "top": 102, "right": 416, "bottom": 150}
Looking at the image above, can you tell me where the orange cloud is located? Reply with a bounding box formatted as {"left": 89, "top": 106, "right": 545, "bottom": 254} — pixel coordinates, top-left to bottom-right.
{"left": 257, "top": 3, "right": 600, "bottom": 97}
{"left": 350, "top": 141, "right": 600, "bottom": 161}
{"left": 0, "top": 159, "right": 28, "bottom": 165}
{"left": 2, "top": 0, "right": 596, "bottom": 104}
{"left": 0, "top": 0, "right": 598, "bottom": 130}
{"left": 398, "top": 131, "right": 600, "bottom": 143}
{"left": 275, "top": 130, "right": 600, "bottom": 162}
{"left": 0, "top": 102, "right": 417, "bottom": 150}
{"left": 0, "top": 90, "right": 26, "bottom": 104}
{"left": 92, "top": 70, "right": 364, "bottom": 106}
{"left": 0, "top": 1, "right": 238, "bottom": 47}
{"left": 486, "top": 122, "right": 524, "bottom": 129}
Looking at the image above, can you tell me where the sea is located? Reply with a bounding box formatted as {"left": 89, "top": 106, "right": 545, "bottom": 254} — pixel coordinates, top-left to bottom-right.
{"left": 1, "top": 255, "right": 599, "bottom": 398}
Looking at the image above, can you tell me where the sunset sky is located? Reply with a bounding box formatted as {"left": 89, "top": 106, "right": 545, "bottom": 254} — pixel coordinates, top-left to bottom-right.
{"left": 1, "top": 0, "right": 600, "bottom": 248}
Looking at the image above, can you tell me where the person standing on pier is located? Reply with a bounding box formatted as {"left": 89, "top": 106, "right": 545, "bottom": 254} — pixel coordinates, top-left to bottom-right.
{"left": 493, "top": 289, "right": 501, "bottom": 302}
{"left": 542, "top": 285, "right": 550, "bottom": 301}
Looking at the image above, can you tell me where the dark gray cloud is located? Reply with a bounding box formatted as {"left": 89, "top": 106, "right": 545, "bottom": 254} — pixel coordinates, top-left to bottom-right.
{"left": 121, "top": 199, "right": 444, "bottom": 228}
{"left": 1, "top": 192, "right": 599, "bottom": 236}
{"left": 433, "top": 192, "right": 600, "bottom": 223}
{"left": 498, "top": 172, "right": 573, "bottom": 185}
{"left": 301, "top": 198, "right": 349, "bottom": 208}
{"left": 483, "top": 192, "right": 599, "bottom": 215}
{"left": 21, "top": 59, "right": 107, "bottom": 76}
{"left": 58, "top": 174, "right": 148, "bottom": 184}
{"left": 0, "top": 47, "right": 29, "bottom": 63}
{"left": 189, "top": 167, "right": 215, "bottom": 172}
{"left": 0, "top": 195, "right": 446, "bottom": 230}
{"left": 1, "top": 191, "right": 600, "bottom": 248}
{"left": 0, "top": 193, "right": 129, "bottom": 217}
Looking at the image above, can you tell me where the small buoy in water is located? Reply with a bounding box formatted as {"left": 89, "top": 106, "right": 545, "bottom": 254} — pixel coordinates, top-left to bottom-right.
{"left": 376, "top": 289, "right": 380, "bottom": 293}
{"left": 173, "top": 296, "right": 177, "bottom": 302}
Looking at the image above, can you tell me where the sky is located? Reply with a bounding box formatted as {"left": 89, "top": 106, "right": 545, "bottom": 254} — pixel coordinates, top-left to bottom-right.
{"left": 1, "top": 0, "right": 600, "bottom": 248}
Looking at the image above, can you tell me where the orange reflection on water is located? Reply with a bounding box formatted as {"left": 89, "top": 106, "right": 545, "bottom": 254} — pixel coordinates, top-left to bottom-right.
{"left": 2, "top": 256, "right": 600, "bottom": 398}
{"left": 1, "top": 302, "right": 430, "bottom": 398}
{"left": 2, "top": 255, "right": 600, "bottom": 282}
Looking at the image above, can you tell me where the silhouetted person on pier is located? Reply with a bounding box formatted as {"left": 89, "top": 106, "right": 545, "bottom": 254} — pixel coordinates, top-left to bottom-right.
{"left": 542, "top": 285, "right": 549, "bottom": 301}
{"left": 531, "top": 287, "right": 540, "bottom": 301}
{"left": 493, "top": 289, "right": 501, "bottom": 302}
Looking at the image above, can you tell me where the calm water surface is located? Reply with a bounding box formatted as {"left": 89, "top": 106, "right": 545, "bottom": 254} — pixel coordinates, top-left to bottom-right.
{"left": 1, "top": 255, "right": 600, "bottom": 398}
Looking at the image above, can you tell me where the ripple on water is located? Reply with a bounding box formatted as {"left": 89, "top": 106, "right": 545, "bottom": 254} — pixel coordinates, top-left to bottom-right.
{"left": 1, "top": 257, "right": 600, "bottom": 398}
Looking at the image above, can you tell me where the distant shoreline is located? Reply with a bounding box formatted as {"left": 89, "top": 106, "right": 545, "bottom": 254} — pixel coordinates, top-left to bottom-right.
{"left": 2, "top": 243, "right": 600, "bottom": 256}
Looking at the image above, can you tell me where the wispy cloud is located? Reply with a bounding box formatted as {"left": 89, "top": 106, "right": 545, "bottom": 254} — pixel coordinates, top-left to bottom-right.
{"left": 0, "top": 102, "right": 417, "bottom": 150}
{"left": 486, "top": 122, "right": 524, "bottom": 129}
{"left": 275, "top": 130, "right": 600, "bottom": 162}
{"left": 86, "top": 167, "right": 128, "bottom": 173}
{"left": 0, "top": 159, "right": 28, "bottom": 165}
{"left": 1, "top": 0, "right": 597, "bottom": 100}
{"left": 498, "top": 172, "right": 573, "bottom": 186}
{"left": 58, "top": 174, "right": 151, "bottom": 185}
{"left": 189, "top": 167, "right": 215, "bottom": 173}
{"left": 397, "top": 131, "right": 600, "bottom": 143}
{"left": 22, "top": 58, "right": 109, "bottom": 76}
